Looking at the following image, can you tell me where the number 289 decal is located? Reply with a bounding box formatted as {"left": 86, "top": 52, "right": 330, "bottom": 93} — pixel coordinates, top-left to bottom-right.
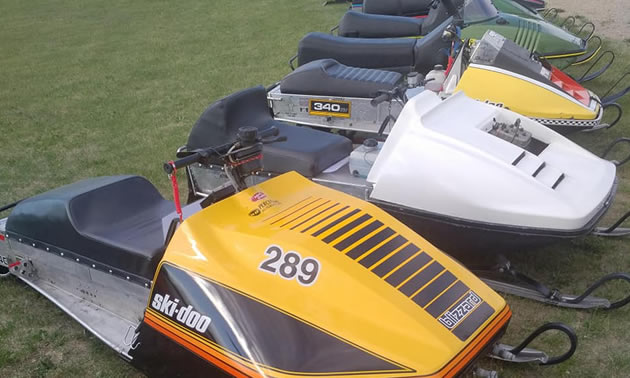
{"left": 259, "top": 245, "right": 320, "bottom": 286}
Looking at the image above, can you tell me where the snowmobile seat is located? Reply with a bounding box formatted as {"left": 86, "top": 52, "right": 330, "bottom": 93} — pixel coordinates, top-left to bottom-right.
{"left": 338, "top": 11, "right": 424, "bottom": 38}
{"left": 349, "top": 0, "right": 461, "bottom": 38}
{"left": 362, "top": 0, "right": 434, "bottom": 16}
{"left": 187, "top": 86, "right": 352, "bottom": 177}
{"left": 280, "top": 59, "right": 403, "bottom": 98}
{"left": 297, "top": 17, "right": 453, "bottom": 74}
{"left": 6, "top": 176, "right": 174, "bottom": 280}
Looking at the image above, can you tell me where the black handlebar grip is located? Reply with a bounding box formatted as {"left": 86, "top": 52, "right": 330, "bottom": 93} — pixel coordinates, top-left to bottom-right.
{"left": 163, "top": 152, "right": 202, "bottom": 174}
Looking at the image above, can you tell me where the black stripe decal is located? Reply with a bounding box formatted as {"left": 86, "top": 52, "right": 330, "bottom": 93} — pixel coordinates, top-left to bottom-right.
{"left": 312, "top": 208, "right": 361, "bottom": 237}
{"left": 425, "top": 281, "right": 470, "bottom": 318}
{"left": 323, "top": 214, "right": 373, "bottom": 244}
{"left": 334, "top": 220, "right": 384, "bottom": 251}
{"left": 278, "top": 199, "right": 330, "bottom": 228}
{"left": 372, "top": 243, "right": 420, "bottom": 278}
{"left": 345, "top": 227, "right": 394, "bottom": 259}
{"left": 412, "top": 271, "right": 457, "bottom": 308}
{"left": 452, "top": 302, "right": 494, "bottom": 341}
{"left": 264, "top": 196, "right": 313, "bottom": 222}
{"left": 272, "top": 198, "right": 323, "bottom": 225}
{"left": 291, "top": 202, "right": 339, "bottom": 231}
{"left": 385, "top": 252, "right": 432, "bottom": 287}
{"left": 302, "top": 205, "right": 349, "bottom": 234}
{"left": 359, "top": 235, "right": 407, "bottom": 268}
{"left": 398, "top": 261, "right": 444, "bottom": 297}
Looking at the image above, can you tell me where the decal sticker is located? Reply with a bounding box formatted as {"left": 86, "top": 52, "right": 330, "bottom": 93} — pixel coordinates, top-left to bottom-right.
{"left": 259, "top": 245, "right": 321, "bottom": 286}
{"left": 308, "top": 99, "right": 351, "bottom": 118}
{"left": 438, "top": 291, "right": 483, "bottom": 330}
{"left": 483, "top": 99, "right": 510, "bottom": 110}
{"left": 0, "top": 255, "right": 8, "bottom": 267}
{"left": 151, "top": 293, "right": 212, "bottom": 333}
{"left": 248, "top": 198, "right": 281, "bottom": 217}
{"left": 251, "top": 192, "right": 266, "bottom": 202}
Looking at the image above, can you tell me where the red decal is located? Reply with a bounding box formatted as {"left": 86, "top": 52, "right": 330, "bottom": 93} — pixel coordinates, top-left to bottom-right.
{"left": 251, "top": 192, "right": 267, "bottom": 202}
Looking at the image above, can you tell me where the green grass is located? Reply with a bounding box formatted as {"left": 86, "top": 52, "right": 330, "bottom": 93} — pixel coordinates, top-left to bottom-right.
{"left": 1, "top": 0, "right": 629, "bottom": 376}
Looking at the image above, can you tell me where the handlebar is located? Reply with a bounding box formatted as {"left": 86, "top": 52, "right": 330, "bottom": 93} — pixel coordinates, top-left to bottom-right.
{"left": 164, "top": 126, "right": 281, "bottom": 175}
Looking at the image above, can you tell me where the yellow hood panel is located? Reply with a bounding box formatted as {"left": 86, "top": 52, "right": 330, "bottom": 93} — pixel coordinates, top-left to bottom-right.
{"left": 160, "top": 172, "right": 508, "bottom": 377}
{"left": 457, "top": 66, "right": 599, "bottom": 120}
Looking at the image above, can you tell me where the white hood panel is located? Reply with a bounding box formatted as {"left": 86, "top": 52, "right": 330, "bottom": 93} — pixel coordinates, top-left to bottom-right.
{"left": 367, "top": 91, "right": 616, "bottom": 230}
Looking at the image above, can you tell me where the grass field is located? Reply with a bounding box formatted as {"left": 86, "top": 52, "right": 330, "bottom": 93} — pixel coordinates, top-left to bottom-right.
{"left": 1, "top": 0, "right": 630, "bottom": 377}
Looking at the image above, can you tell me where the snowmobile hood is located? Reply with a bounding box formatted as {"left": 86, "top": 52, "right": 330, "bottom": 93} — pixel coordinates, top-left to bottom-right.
{"left": 469, "top": 12, "right": 586, "bottom": 58}
{"left": 367, "top": 91, "right": 616, "bottom": 231}
{"left": 450, "top": 30, "right": 600, "bottom": 122}
{"left": 147, "top": 172, "right": 509, "bottom": 377}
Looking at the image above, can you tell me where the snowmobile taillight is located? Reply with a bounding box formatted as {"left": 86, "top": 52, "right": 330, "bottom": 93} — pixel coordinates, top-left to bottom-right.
{"left": 550, "top": 67, "right": 590, "bottom": 106}
{"left": 0, "top": 234, "right": 4, "bottom": 241}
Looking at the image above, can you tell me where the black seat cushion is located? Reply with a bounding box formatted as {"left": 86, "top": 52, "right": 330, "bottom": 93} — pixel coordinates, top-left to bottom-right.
{"left": 297, "top": 32, "right": 416, "bottom": 74}
{"left": 339, "top": 11, "right": 423, "bottom": 38}
{"left": 6, "top": 176, "right": 174, "bottom": 279}
{"left": 187, "top": 86, "right": 352, "bottom": 177}
{"left": 363, "top": 0, "right": 433, "bottom": 16}
{"left": 297, "top": 17, "right": 452, "bottom": 74}
{"left": 280, "top": 59, "right": 403, "bottom": 98}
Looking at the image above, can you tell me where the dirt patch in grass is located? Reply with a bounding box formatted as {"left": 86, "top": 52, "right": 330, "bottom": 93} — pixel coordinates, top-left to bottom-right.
{"left": 547, "top": 0, "right": 630, "bottom": 40}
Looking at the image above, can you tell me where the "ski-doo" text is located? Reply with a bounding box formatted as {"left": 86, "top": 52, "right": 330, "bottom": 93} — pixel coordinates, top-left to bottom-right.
{"left": 151, "top": 293, "right": 212, "bottom": 333}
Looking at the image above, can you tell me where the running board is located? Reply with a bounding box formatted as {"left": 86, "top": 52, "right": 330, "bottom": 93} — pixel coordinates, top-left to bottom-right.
{"left": 14, "top": 276, "right": 140, "bottom": 359}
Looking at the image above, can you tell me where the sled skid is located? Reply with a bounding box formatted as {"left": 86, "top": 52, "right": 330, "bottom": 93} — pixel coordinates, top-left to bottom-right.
{"left": 575, "top": 50, "right": 614, "bottom": 83}
{"left": 489, "top": 322, "right": 576, "bottom": 365}
{"left": 601, "top": 72, "right": 630, "bottom": 105}
{"left": 477, "top": 258, "right": 630, "bottom": 310}
{"left": 572, "top": 36, "right": 602, "bottom": 65}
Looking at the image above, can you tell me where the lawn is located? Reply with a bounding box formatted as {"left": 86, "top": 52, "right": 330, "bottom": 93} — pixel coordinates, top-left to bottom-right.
{"left": 1, "top": 0, "right": 629, "bottom": 377}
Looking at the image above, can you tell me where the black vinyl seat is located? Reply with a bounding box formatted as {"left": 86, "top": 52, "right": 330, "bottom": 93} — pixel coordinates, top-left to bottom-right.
{"left": 339, "top": 11, "right": 424, "bottom": 38}
{"left": 6, "top": 176, "right": 174, "bottom": 280}
{"left": 297, "top": 17, "right": 453, "bottom": 74}
{"left": 281, "top": 59, "right": 403, "bottom": 98}
{"left": 187, "top": 86, "right": 352, "bottom": 177}
{"left": 362, "top": 0, "right": 434, "bottom": 16}
{"left": 360, "top": 0, "right": 462, "bottom": 36}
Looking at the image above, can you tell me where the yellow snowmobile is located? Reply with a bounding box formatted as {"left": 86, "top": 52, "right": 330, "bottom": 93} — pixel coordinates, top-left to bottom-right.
{"left": 0, "top": 127, "right": 577, "bottom": 377}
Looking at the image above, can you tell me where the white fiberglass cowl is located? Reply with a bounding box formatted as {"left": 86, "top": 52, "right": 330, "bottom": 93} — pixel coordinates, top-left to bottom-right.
{"left": 367, "top": 91, "right": 616, "bottom": 230}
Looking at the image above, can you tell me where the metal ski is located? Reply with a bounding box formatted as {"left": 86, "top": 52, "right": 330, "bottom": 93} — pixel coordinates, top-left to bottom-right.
{"left": 572, "top": 50, "right": 614, "bottom": 83}
{"left": 488, "top": 323, "right": 577, "bottom": 365}
{"left": 601, "top": 72, "right": 630, "bottom": 106}
{"left": 572, "top": 36, "right": 602, "bottom": 66}
{"left": 474, "top": 257, "right": 630, "bottom": 310}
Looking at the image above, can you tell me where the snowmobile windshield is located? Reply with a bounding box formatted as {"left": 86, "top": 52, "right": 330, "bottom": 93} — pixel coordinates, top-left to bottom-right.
{"left": 463, "top": 0, "right": 499, "bottom": 23}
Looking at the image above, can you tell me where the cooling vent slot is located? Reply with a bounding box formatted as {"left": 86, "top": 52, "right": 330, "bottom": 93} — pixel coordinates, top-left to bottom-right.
{"left": 511, "top": 151, "right": 565, "bottom": 189}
